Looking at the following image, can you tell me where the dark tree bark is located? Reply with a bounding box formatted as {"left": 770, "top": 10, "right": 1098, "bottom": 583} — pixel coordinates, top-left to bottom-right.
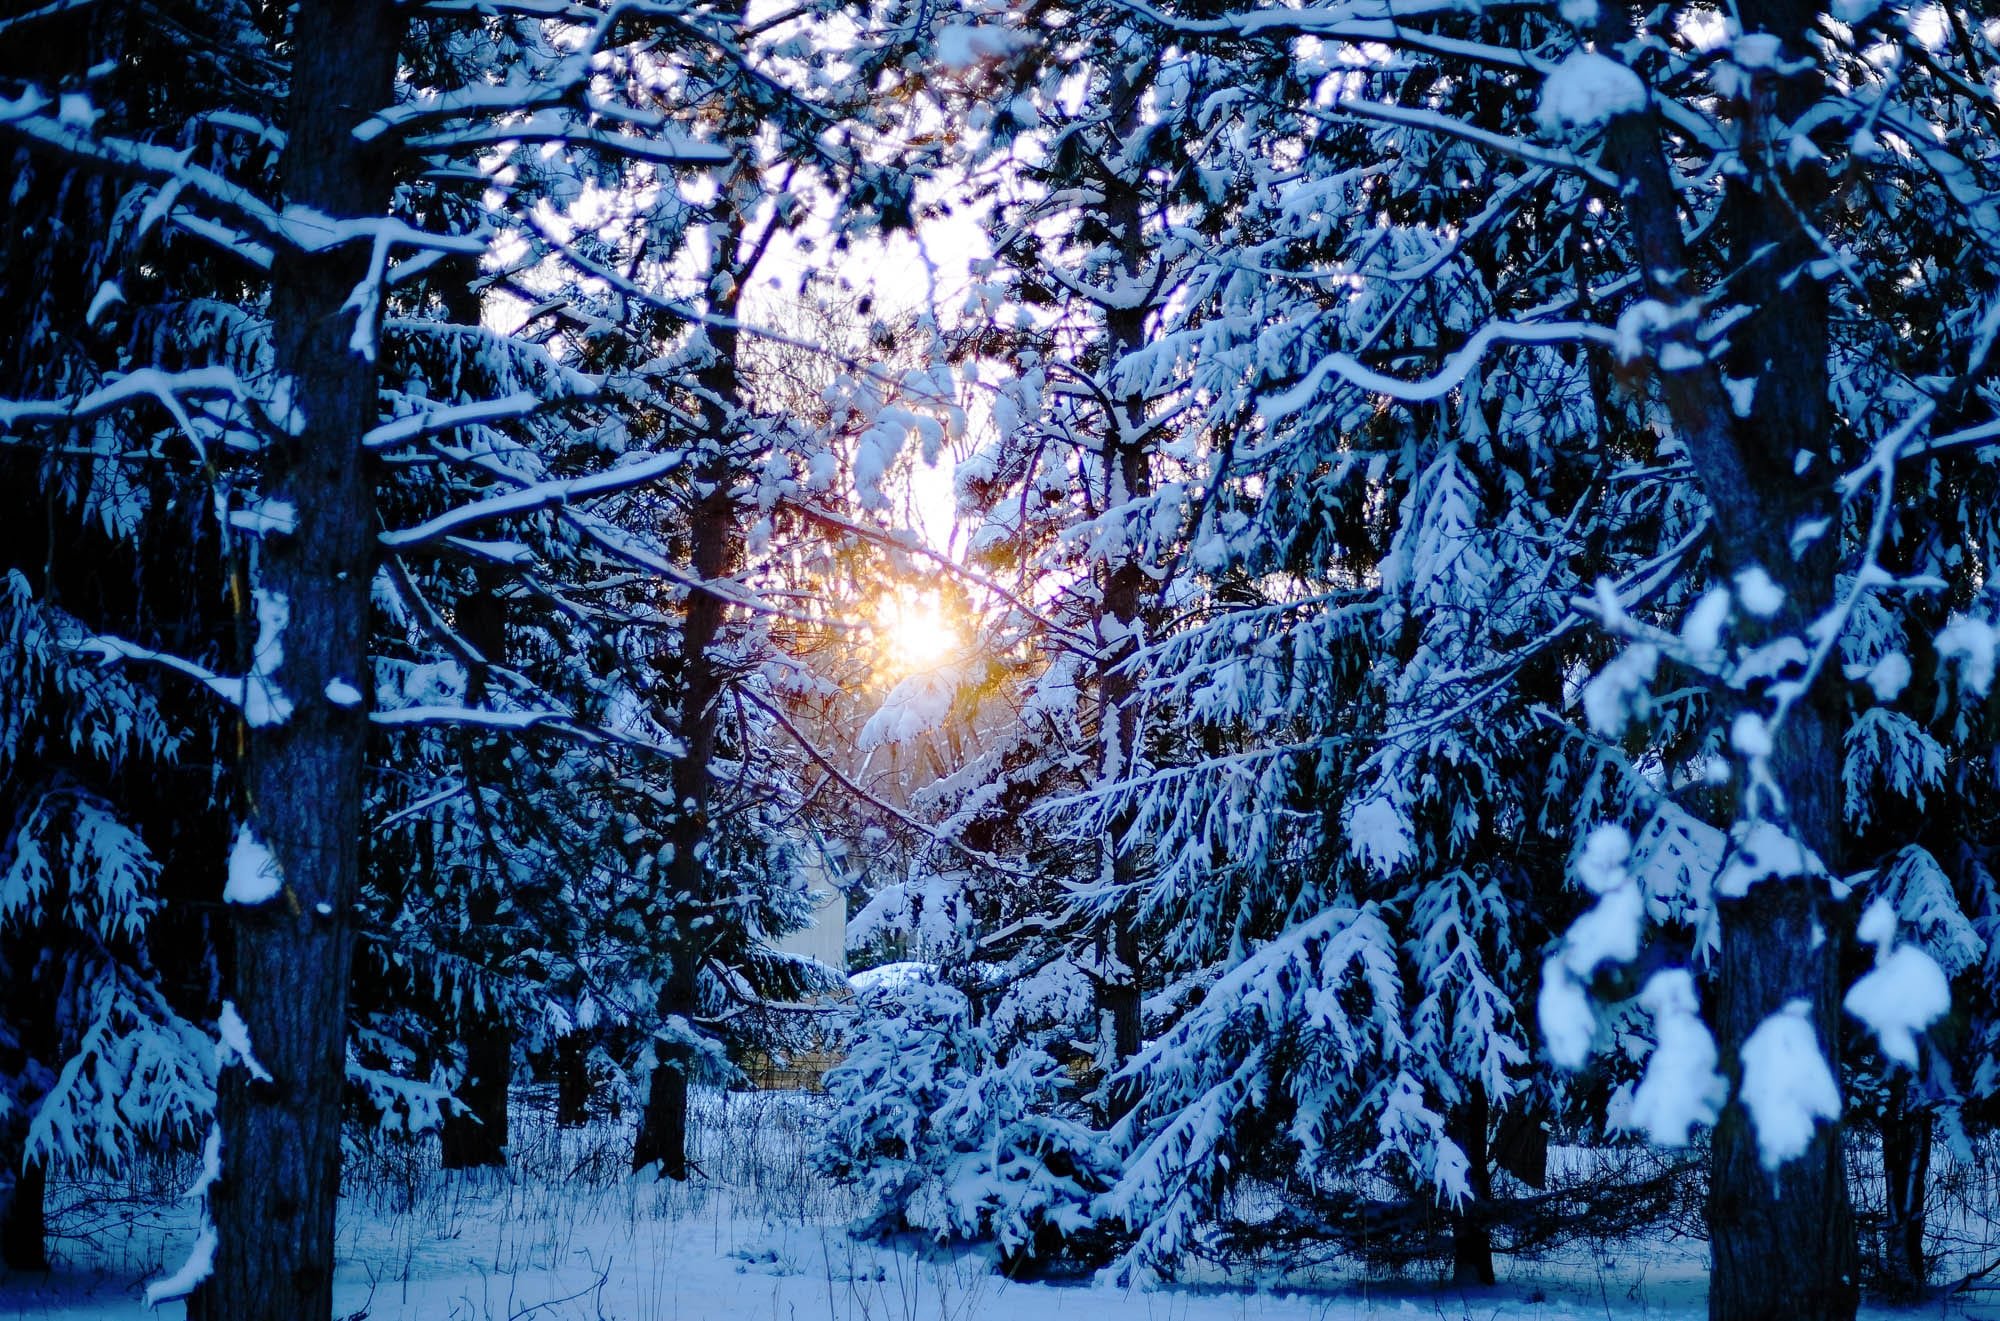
{"left": 1708, "top": 882, "right": 1854, "bottom": 1321}
{"left": 1492, "top": 1106, "right": 1549, "bottom": 1191}
{"left": 440, "top": 571, "right": 513, "bottom": 1171}
{"left": 635, "top": 953, "right": 703, "bottom": 1179}
{"left": 188, "top": 1, "right": 398, "bottom": 1316}
{"left": 0, "top": 1161, "right": 47, "bottom": 1272}
{"left": 632, "top": 176, "right": 746, "bottom": 1180}
{"left": 1092, "top": 67, "right": 1157, "bottom": 1117}
{"left": 1878, "top": 1079, "right": 1933, "bottom": 1297}
{"left": 1594, "top": 0, "right": 1858, "bottom": 1313}
{"left": 1449, "top": 1083, "right": 1496, "bottom": 1287}
{"left": 438, "top": 1022, "right": 511, "bottom": 1170}
{"left": 556, "top": 1033, "right": 592, "bottom": 1128}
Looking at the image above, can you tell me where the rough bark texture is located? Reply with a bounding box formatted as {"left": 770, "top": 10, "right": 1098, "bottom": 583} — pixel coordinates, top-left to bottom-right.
{"left": 1596, "top": 0, "right": 1858, "bottom": 1312}
{"left": 633, "top": 186, "right": 745, "bottom": 1180}
{"left": 1093, "top": 67, "right": 1156, "bottom": 1112}
{"left": 635, "top": 954, "right": 703, "bottom": 1179}
{"left": 188, "top": 2, "right": 397, "bottom": 1316}
{"left": 1709, "top": 882, "right": 1854, "bottom": 1321}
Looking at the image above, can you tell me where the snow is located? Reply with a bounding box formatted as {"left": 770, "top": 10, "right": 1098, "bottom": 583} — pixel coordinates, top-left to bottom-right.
{"left": 1733, "top": 567, "right": 1785, "bottom": 617}
{"left": 1874, "top": 845, "right": 1985, "bottom": 976}
{"left": 86, "top": 279, "right": 122, "bottom": 326}
{"left": 216, "top": 1000, "right": 273, "bottom": 1084}
{"left": 1715, "top": 820, "right": 1822, "bottom": 898}
{"left": 1737, "top": 1001, "right": 1841, "bottom": 1169}
{"left": 1789, "top": 515, "right": 1832, "bottom": 554}
{"left": 1541, "top": 840, "right": 1643, "bottom": 1070}
{"left": 1581, "top": 644, "right": 1657, "bottom": 737}
{"left": 376, "top": 450, "right": 683, "bottom": 549}
{"left": 1623, "top": 971, "right": 1725, "bottom": 1147}
{"left": 1844, "top": 943, "right": 1951, "bottom": 1068}
{"left": 142, "top": 1127, "right": 223, "bottom": 1306}
{"left": 1539, "top": 972, "right": 1597, "bottom": 1069}
{"left": 1856, "top": 897, "right": 1898, "bottom": 949}
{"left": 15, "top": 3, "right": 2000, "bottom": 1311}
{"left": 1730, "top": 33, "right": 1783, "bottom": 68}
{"left": 1656, "top": 342, "right": 1704, "bottom": 372}
{"left": 76, "top": 633, "right": 292, "bottom": 727}
{"left": 223, "top": 824, "right": 283, "bottom": 905}
{"left": 1631, "top": 815, "right": 1717, "bottom": 909}
{"left": 188, "top": 1126, "right": 221, "bottom": 1203}
{"left": 1345, "top": 794, "right": 1414, "bottom": 876}
{"left": 858, "top": 669, "right": 959, "bottom": 750}
{"left": 1558, "top": 873, "right": 1642, "bottom": 972}
{"left": 141, "top": 1224, "right": 215, "bottom": 1307}
{"left": 1728, "top": 712, "right": 1772, "bottom": 759}
{"left": 1679, "top": 587, "right": 1731, "bottom": 660}
{"left": 1861, "top": 652, "right": 1911, "bottom": 702}
{"left": 1536, "top": 53, "right": 1648, "bottom": 134}
{"left": 935, "top": 23, "right": 1028, "bottom": 71}
{"left": 244, "top": 588, "right": 291, "bottom": 726}
{"left": 850, "top": 960, "right": 937, "bottom": 997}
{"left": 1938, "top": 614, "right": 1999, "bottom": 694}
{"left": 1576, "top": 823, "right": 1632, "bottom": 895}
{"left": 7, "top": 1089, "right": 1982, "bottom": 1321}
{"left": 226, "top": 498, "right": 297, "bottom": 538}
{"left": 57, "top": 92, "right": 97, "bottom": 127}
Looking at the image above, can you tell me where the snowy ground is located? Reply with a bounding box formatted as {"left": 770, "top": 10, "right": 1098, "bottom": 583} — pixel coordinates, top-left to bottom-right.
{"left": 4, "top": 1090, "right": 1997, "bottom": 1321}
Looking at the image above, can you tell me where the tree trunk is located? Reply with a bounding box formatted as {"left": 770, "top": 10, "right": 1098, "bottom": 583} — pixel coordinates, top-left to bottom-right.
{"left": 631, "top": 173, "right": 745, "bottom": 1178}
{"left": 634, "top": 955, "right": 700, "bottom": 1179}
{"left": 1591, "top": 0, "right": 1858, "bottom": 1313}
{"left": 1092, "top": 69, "right": 1156, "bottom": 1117}
{"left": 0, "top": 1161, "right": 47, "bottom": 1272}
{"left": 1878, "top": 1080, "right": 1932, "bottom": 1297}
{"left": 189, "top": 2, "right": 396, "bottom": 1316}
{"left": 1709, "top": 881, "right": 1854, "bottom": 1321}
{"left": 442, "top": 569, "right": 512, "bottom": 1171}
{"left": 556, "top": 1034, "right": 592, "bottom": 1128}
{"left": 439, "top": 1022, "right": 511, "bottom": 1170}
{"left": 1449, "top": 1083, "right": 1496, "bottom": 1287}
{"left": 1493, "top": 1106, "right": 1548, "bottom": 1191}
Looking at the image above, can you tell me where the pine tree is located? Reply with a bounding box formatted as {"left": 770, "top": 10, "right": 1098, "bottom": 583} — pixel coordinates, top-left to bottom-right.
{"left": 0, "top": 0, "right": 249, "bottom": 1269}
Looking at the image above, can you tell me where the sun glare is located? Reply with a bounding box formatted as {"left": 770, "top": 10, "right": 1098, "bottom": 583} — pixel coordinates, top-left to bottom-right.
{"left": 874, "top": 587, "right": 961, "bottom": 678}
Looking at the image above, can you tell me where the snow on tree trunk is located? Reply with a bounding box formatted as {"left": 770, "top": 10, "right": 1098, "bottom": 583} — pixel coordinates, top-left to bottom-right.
{"left": 636, "top": 955, "right": 703, "bottom": 1180}
{"left": 1093, "top": 70, "right": 1155, "bottom": 1109}
{"left": 1595, "top": 0, "right": 1858, "bottom": 1309}
{"left": 633, "top": 173, "right": 746, "bottom": 1180}
{"left": 1709, "top": 881, "right": 1854, "bottom": 1321}
{"left": 189, "top": 1, "right": 397, "bottom": 1315}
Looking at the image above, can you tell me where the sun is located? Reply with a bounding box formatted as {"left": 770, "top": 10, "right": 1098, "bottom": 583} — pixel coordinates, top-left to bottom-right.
{"left": 874, "top": 586, "right": 961, "bottom": 678}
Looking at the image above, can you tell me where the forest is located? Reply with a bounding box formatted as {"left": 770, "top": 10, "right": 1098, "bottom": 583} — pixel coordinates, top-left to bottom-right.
{"left": 1, "top": 0, "right": 1998, "bottom": 1318}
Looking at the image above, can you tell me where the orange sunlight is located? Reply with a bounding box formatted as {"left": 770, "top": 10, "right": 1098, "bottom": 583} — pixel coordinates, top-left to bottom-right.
{"left": 873, "top": 586, "right": 960, "bottom": 678}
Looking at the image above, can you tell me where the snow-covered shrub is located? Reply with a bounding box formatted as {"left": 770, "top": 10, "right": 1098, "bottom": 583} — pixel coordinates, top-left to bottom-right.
{"left": 819, "top": 978, "right": 1116, "bottom": 1266}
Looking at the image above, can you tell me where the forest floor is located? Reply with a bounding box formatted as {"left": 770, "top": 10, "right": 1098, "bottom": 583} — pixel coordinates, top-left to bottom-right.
{"left": 2, "top": 1089, "right": 1997, "bottom": 1321}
